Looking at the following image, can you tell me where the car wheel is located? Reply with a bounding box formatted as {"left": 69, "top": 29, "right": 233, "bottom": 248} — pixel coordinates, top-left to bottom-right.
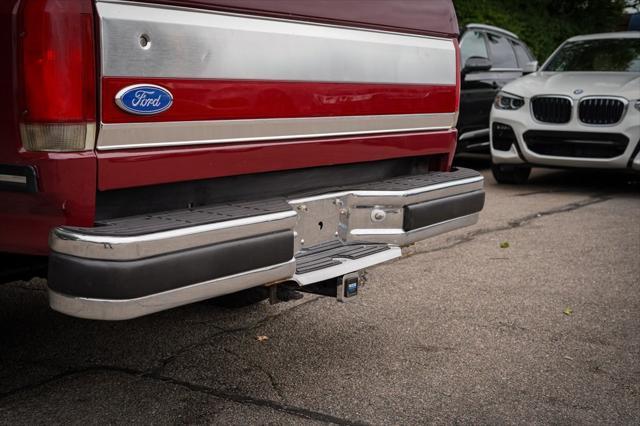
{"left": 491, "top": 164, "right": 531, "bottom": 184}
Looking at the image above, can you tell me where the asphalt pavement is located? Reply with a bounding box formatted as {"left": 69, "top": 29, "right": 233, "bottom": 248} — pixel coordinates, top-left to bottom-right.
{"left": 1, "top": 163, "right": 639, "bottom": 425}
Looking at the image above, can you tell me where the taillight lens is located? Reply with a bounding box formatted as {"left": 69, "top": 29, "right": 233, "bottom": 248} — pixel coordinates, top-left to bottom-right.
{"left": 18, "top": 0, "right": 96, "bottom": 152}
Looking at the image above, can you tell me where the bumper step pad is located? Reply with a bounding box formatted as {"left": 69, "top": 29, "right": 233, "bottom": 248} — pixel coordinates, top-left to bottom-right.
{"left": 48, "top": 168, "right": 484, "bottom": 320}
{"left": 74, "top": 198, "right": 292, "bottom": 236}
{"left": 294, "top": 241, "right": 401, "bottom": 285}
{"left": 296, "top": 241, "right": 393, "bottom": 274}
{"left": 351, "top": 167, "right": 481, "bottom": 192}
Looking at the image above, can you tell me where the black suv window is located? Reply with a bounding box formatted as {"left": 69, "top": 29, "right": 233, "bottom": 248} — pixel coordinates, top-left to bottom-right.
{"left": 511, "top": 40, "right": 534, "bottom": 68}
{"left": 460, "top": 31, "right": 489, "bottom": 65}
{"left": 486, "top": 33, "right": 518, "bottom": 68}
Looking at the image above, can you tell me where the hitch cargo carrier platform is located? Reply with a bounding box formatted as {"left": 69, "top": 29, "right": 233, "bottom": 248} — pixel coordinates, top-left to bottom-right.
{"left": 48, "top": 168, "right": 484, "bottom": 320}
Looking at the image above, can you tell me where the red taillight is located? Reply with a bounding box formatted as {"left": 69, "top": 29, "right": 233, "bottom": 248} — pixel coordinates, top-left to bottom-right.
{"left": 18, "top": 0, "right": 96, "bottom": 152}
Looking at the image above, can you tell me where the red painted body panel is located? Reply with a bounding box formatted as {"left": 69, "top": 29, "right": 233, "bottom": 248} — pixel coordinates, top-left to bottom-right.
{"left": 103, "top": 78, "right": 457, "bottom": 123}
{"left": 142, "top": 0, "right": 459, "bottom": 38}
{"left": 97, "top": 130, "right": 458, "bottom": 190}
{"left": 0, "top": 1, "right": 97, "bottom": 255}
{"left": 0, "top": 152, "right": 96, "bottom": 255}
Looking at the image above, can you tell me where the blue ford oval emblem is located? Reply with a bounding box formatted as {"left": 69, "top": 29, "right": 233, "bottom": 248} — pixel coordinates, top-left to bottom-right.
{"left": 115, "top": 84, "right": 173, "bottom": 115}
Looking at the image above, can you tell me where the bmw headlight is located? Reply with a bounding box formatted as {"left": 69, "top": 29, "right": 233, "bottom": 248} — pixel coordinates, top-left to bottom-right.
{"left": 494, "top": 92, "right": 525, "bottom": 110}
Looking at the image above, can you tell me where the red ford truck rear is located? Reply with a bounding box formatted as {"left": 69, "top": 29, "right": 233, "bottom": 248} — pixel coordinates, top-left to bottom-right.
{"left": 0, "top": 0, "right": 484, "bottom": 319}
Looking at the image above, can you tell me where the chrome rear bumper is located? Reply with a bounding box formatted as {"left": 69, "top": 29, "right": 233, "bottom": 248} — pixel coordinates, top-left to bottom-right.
{"left": 50, "top": 260, "right": 295, "bottom": 321}
{"left": 48, "top": 168, "right": 484, "bottom": 320}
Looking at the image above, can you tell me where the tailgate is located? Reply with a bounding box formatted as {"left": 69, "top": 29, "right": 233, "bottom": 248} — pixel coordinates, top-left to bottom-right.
{"left": 94, "top": 0, "right": 459, "bottom": 189}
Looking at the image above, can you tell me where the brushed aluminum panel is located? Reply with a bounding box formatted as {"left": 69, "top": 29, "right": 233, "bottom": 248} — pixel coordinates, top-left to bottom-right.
{"left": 97, "top": 113, "right": 456, "bottom": 150}
{"left": 97, "top": 0, "right": 456, "bottom": 85}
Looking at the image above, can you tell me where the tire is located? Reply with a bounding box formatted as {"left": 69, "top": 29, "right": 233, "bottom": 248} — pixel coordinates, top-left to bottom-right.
{"left": 491, "top": 164, "right": 531, "bottom": 184}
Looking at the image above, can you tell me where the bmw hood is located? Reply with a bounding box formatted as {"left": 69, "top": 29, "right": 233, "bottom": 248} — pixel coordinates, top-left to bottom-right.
{"left": 503, "top": 72, "right": 640, "bottom": 99}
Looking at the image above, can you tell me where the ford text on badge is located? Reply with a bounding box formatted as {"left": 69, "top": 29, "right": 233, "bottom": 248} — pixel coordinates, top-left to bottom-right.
{"left": 115, "top": 84, "right": 173, "bottom": 115}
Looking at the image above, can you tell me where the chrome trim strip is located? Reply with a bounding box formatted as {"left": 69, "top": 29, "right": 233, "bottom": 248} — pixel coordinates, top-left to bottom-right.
{"left": 0, "top": 174, "right": 27, "bottom": 185}
{"left": 344, "top": 213, "right": 480, "bottom": 245}
{"left": 97, "top": 1, "right": 456, "bottom": 85}
{"left": 49, "top": 259, "right": 296, "bottom": 320}
{"left": 97, "top": 113, "right": 456, "bottom": 150}
{"left": 51, "top": 210, "right": 297, "bottom": 261}
{"left": 292, "top": 247, "right": 402, "bottom": 286}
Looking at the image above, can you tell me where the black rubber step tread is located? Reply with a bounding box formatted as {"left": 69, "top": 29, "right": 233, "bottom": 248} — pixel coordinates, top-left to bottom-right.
{"left": 298, "top": 242, "right": 389, "bottom": 263}
{"left": 287, "top": 168, "right": 481, "bottom": 199}
{"left": 297, "top": 259, "right": 343, "bottom": 274}
{"left": 66, "top": 198, "right": 292, "bottom": 237}
{"left": 353, "top": 167, "right": 481, "bottom": 192}
{"left": 296, "top": 241, "right": 392, "bottom": 274}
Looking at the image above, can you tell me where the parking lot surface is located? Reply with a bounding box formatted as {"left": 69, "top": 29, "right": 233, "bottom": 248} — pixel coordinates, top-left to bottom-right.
{"left": 1, "top": 165, "right": 639, "bottom": 425}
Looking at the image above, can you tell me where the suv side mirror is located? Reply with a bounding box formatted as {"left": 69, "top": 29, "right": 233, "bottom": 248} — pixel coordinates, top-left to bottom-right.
{"left": 522, "top": 60, "right": 538, "bottom": 74}
{"left": 463, "top": 56, "right": 492, "bottom": 75}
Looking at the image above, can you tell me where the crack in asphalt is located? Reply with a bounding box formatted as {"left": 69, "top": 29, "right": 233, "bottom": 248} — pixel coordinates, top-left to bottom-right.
{"left": 145, "top": 296, "right": 321, "bottom": 377}
{"left": 222, "top": 346, "right": 285, "bottom": 401}
{"left": 147, "top": 371, "right": 369, "bottom": 426}
{"left": 0, "top": 365, "right": 144, "bottom": 400}
{"left": 0, "top": 365, "right": 367, "bottom": 425}
{"left": 1, "top": 297, "right": 335, "bottom": 423}
{"left": 403, "top": 194, "right": 611, "bottom": 259}
{"left": 146, "top": 328, "right": 228, "bottom": 376}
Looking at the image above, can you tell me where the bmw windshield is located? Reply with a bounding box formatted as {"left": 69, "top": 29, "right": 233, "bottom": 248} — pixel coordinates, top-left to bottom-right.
{"left": 543, "top": 38, "right": 640, "bottom": 72}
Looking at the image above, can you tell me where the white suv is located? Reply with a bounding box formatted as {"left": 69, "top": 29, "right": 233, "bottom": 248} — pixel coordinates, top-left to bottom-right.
{"left": 490, "top": 32, "right": 640, "bottom": 184}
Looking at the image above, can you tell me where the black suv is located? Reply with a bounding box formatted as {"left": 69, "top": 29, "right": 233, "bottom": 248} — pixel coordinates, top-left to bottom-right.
{"left": 457, "top": 24, "right": 537, "bottom": 155}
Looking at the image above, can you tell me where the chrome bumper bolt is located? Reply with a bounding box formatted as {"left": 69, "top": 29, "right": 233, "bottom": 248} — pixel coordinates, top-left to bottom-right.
{"left": 371, "top": 208, "right": 386, "bottom": 222}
